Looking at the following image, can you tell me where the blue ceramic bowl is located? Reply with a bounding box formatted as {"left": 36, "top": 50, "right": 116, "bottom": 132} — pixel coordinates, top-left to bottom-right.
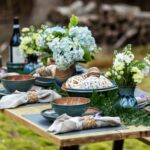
{"left": 51, "top": 97, "right": 90, "bottom": 116}
{"left": 7, "top": 62, "right": 26, "bottom": 74}
{"left": 1, "top": 75, "right": 35, "bottom": 92}
{"left": 35, "top": 76, "right": 58, "bottom": 88}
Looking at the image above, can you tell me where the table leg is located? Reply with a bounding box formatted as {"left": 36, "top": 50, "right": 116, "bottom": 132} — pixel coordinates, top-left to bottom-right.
{"left": 113, "top": 140, "right": 124, "bottom": 150}
{"left": 60, "top": 145, "right": 79, "bottom": 150}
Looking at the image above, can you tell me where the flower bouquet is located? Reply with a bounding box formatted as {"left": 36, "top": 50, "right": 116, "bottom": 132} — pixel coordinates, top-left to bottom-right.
{"left": 20, "top": 15, "right": 100, "bottom": 83}
{"left": 20, "top": 15, "right": 99, "bottom": 71}
{"left": 106, "top": 44, "right": 150, "bottom": 108}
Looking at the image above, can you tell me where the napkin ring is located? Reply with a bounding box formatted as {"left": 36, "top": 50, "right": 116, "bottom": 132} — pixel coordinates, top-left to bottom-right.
{"left": 83, "top": 116, "right": 96, "bottom": 129}
{"left": 27, "top": 91, "right": 38, "bottom": 103}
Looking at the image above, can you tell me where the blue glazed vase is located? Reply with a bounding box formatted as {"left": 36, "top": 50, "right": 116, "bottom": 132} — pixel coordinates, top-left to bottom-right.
{"left": 117, "top": 86, "right": 137, "bottom": 108}
{"left": 23, "top": 54, "right": 40, "bottom": 74}
{"left": 24, "top": 63, "right": 40, "bottom": 74}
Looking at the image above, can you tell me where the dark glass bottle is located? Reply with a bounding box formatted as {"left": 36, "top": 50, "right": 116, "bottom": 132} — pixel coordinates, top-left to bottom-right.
{"left": 10, "top": 17, "right": 25, "bottom": 63}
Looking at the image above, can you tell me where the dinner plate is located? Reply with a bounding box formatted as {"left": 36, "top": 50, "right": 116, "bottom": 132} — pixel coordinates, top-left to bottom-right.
{"left": 41, "top": 109, "right": 59, "bottom": 122}
{"left": 0, "top": 89, "right": 11, "bottom": 98}
{"left": 41, "top": 107, "right": 101, "bottom": 122}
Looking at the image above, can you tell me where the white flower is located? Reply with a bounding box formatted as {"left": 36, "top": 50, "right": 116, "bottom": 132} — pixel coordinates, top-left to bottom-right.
{"left": 115, "top": 53, "right": 124, "bottom": 61}
{"left": 22, "top": 27, "right": 29, "bottom": 32}
{"left": 133, "top": 71, "right": 144, "bottom": 84}
{"left": 129, "top": 53, "right": 134, "bottom": 60}
{"left": 113, "top": 62, "right": 124, "bottom": 71}
{"left": 21, "top": 37, "right": 31, "bottom": 45}
{"left": 114, "top": 71, "right": 118, "bottom": 76}
{"left": 144, "top": 57, "right": 150, "bottom": 65}
{"left": 124, "top": 54, "right": 133, "bottom": 64}
{"left": 115, "top": 51, "right": 134, "bottom": 65}
{"left": 131, "top": 67, "right": 141, "bottom": 73}
{"left": 117, "top": 75, "right": 121, "bottom": 80}
{"left": 105, "top": 71, "right": 111, "bottom": 77}
{"left": 120, "top": 71, "right": 124, "bottom": 75}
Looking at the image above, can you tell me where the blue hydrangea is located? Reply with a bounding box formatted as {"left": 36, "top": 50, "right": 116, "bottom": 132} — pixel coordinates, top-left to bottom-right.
{"left": 48, "top": 37, "right": 84, "bottom": 70}
{"left": 38, "top": 36, "right": 46, "bottom": 48}
{"left": 45, "top": 26, "right": 66, "bottom": 34}
{"left": 69, "top": 26, "right": 97, "bottom": 51}
{"left": 38, "top": 27, "right": 66, "bottom": 49}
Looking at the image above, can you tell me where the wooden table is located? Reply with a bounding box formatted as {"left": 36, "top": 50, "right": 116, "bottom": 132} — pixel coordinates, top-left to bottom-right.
{"left": 2, "top": 107, "right": 150, "bottom": 149}
{"left": 1, "top": 89, "right": 150, "bottom": 150}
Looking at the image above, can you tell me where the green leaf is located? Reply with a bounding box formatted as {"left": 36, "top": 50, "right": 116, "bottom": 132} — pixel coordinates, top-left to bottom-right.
{"left": 68, "top": 15, "right": 79, "bottom": 29}
{"left": 52, "top": 31, "right": 66, "bottom": 37}
{"left": 83, "top": 48, "right": 92, "bottom": 62}
{"left": 123, "top": 44, "right": 132, "bottom": 52}
{"left": 41, "top": 57, "right": 48, "bottom": 66}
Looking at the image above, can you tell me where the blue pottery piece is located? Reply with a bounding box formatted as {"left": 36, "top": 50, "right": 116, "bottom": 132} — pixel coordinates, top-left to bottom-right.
{"left": 7, "top": 62, "right": 26, "bottom": 74}
{"left": 117, "top": 87, "right": 137, "bottom": 108}
{"left": 51, "top": 97, "right": 90, "bottom": 116}
{"left": 24, "top": 63, "right": 40, "bottom": 74}
{"left": 1, "top": 75, "right": 35, "bottom": 93}
{"left": 35, "top": 77, "right": 59, "bottom": 88}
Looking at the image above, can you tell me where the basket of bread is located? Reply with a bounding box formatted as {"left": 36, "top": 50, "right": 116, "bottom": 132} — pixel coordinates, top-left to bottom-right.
{"left": 61, "top": 67, "right": 118, "bottom": 97}
{"left": 33, "top": 65, "right": 57, "bottom": 87}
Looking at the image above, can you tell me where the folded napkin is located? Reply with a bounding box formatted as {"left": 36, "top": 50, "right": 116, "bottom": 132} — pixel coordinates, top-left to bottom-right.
{"left": 0, "top": 90, "right": 61, "bottom": 109}
{"left": 48, "top": 114, "right": 121, "bottom": 134}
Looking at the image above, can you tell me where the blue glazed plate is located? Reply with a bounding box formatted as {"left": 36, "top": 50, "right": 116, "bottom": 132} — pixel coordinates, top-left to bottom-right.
{"left": 41, "top": 107, "right": 101, "bottom": 122}
{"left": 0, "top": 89, "right": 11, "bottom": 98}
{"left": 41, "top": 109, "right": 59, "bottom": 122}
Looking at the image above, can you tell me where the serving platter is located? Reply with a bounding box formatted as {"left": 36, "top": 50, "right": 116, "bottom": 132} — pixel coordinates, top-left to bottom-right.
{"left": 62, "top": 80, "right": 117, "bottom": 91}
{"left": 61, "top": 80, "right": 118, "bottom": 98}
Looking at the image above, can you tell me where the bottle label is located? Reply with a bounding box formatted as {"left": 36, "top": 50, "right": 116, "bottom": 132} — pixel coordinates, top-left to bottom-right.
{"left": 13, "top": 25, "right": 20, "bottom": 28}
{"left": 12, "top": 46, "right": 25, "bottom": 63}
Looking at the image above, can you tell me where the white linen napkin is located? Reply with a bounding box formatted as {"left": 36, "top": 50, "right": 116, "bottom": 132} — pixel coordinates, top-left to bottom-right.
{"left": 0, "top": 90, "right": 61, "bottom": 109}
{"left": 48, "top": 114, "right": 121, "bottom": 134}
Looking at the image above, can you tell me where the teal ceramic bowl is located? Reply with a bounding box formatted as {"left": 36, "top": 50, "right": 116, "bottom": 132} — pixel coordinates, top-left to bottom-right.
{"left": 7, "top": 62, "right": 26, "bottom": 74}
{"left": 51, "top": 97, "right": 90, "bottom": 116}
{"left": 1, "top": 75, "right": 35, "bottom": 92}
{"left": 35, "top": 76, "right": 57, "bottom": 88}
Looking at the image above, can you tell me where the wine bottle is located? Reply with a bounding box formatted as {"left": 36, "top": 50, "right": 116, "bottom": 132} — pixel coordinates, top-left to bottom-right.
{"left": 10, "top": 17, "right": 25, "bottom": 63}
